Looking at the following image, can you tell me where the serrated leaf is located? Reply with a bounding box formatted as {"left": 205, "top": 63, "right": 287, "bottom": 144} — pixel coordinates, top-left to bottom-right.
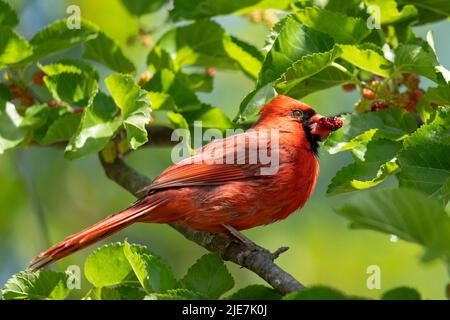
{"left": 170, "top": 0, "right": 293, "bottom": 20}
{"left": 123, "top": 241, "right": 177, "bottom": 294}
{"left": 394, "top": 43, "right": 439, "bottom": 82}
{"left": 147, "top": 46, "right": 176, "bottom": 73}
{"left": 142, "top": 69, "right": 201, "bottom": 112}
{"left": 324, "top": 108, "right": 417, "bottom": 154}
{"left": 145, "top": 289, "right": 203, "bottom": 300}
{"left": 295, "top": 7, "right": 370, "bottom": 44}
{"left": 0, "top": 101, "right": 27, "bottom": 153}
{"left": 2, "top": 270, "right": 71, "bottom": 300}
{"left": 29, "top": 19, "right": 99, "bottom": 60}
{"left": 338, "top": 44, "right": 392, "bottom": 77}
{"left": 275, "top": 47, "right": 342, "bottom": 97}
{"left": 105, "top": 74, "right": 151, "bottom": 149}
{"left": 83, "top": 31, "right": 136, "bottom": 74}
{"left": 327, "top": 139, "right": 401, "bottom": 195}
{"left": 89, "top": 285, "right": 146, "bottom": 300}
{"left": 335, "top": 188, "right": 450, "bottom": 261}
{"left": 181, "top": 253, "right": 234, "bottom": 299}
{"left": 65, "top": 92, "right": 121, "bottom": 159}
{"left": 0, "top": 27, "right": 33, "bottom": 68}
{"left": 227, "top": 285, "right": 281, "bottom": 300}
{"left": 120, "top": 0, "right": 166, "bottom": 16}
{"left": 84, "top": 242, "right": 137, "bottom": 288}
{"left": 364, "top": 0, "right": 418, "bottom": 25}
{"left": 381, "top": 287, "right": 421, "bottom": 300}
{"left": 278, "top": 65, "right": 352, "bottom": 99}
{"left": 152, "top": 20, "right": 262, "bottom": 79}
{"left": 181, "top": 104, "right": 233, "bottom": 131}
{"left": 39, "top": 113, "right": 81, "bottom": 145}
{"left": 238, "top": 15, "right": 335, "bottom": 121}
{"left": 398, "top": 121, "right": 450, "bottom": 201}
{"left": 0, "top": 0, "right": 19, "bottom": 28}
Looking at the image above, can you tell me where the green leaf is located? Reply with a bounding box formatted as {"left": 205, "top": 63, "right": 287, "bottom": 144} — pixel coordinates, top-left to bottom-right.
{"left": 147, "top": 46, "right": 176, "bottom": 73}
{"left": 145, "top": 289, "right": 203, "bottom": 300}
{"left": 227, "top": 285, "right": 281, "bottom": 300}
{"left": 394, "top": 43, "right": 439, "bottom": 82}
{"left": 0, "top": 0, "right": 19, "bottom": 28}
{"left": 398, "top": 0, "right": 450, "bottom": 24}
{"left": 0, "top": 101, "right": 27, "bottom": 154}
{"left": 40, "top": 113, "right": 81, "bottom": 145}
{"left": 417, "top": 85, "right": 450, "bottom": 121}
{"left": 275, "top": 47, "right": 342, "bottom": 97}
{"left": 258, "top": 16, "right": 334, "bottom": 87}
{"left": 42, "top": 59, "right": 99, "bottom": 106}
{"left": 335, "top": 188, "right": 450, "bottom": 261}
{"left": 29, "top": 19, "right": 99, "bottom": 60}
{"left": 324, "top": 108, "right": 417, "bottom": 155}
{"left": 142, "top": 69, "right": 202, "bottom": 111}
{"left": 152, "top": 20, "right": 262, "bottom": 79}
{"left": 283, "top": 286, "right": 349, "bottom": 300}
{"left": 364, "top": 0, "right": 418, "bottom": 25}
{"left": 89, "top": 285, "right": 146, "bottom": 300}
{"left": 398, "top": 122, "right": 450, "bottom": 201}
{"left": 277, "top": 65, "right": 352, "bottom": 99}
{"left": 65, "top": 92, "right": 121, "bottom": 160}
{"left": 105, "top": 74, "right": 152, "bottom": 149}
{"left": 83, "top": 31, "right": 136, "bottom": 74}
{"left": 170, "top": 0, "right": 293, "bottom": 20}
{"left": 2, "top": 270, "right": 71, "bottom": 300}
{"left": 381, "top": 287, "right": 421, "bottom": 300}
{"left": 181, "top": 104, "right": 233, "bottom": 131}
{"left": 0, "top": 27, "right": 33, "bottom": 68}
{"left": 295, "top": 7, "right": 371, "bottom": 44}
{"left": 338, "top": 44, "right": 392, "bottom": 77}
{"left": 327, "top": 139, "right": 401, "bottom": 195}
{"left": 238, "top": 15, "right": 335, "bottom": 121}
{"left": 119, "top": 0, "right": 167, "bottom": 16}
{"left": 181, "top": 253, "right": 234, "bottom": 299}
{"left": 84, "top": 242, "right": 137, "bottom": 288}
{"left": 123, "top": 241, "right": 177, "bottom": 294}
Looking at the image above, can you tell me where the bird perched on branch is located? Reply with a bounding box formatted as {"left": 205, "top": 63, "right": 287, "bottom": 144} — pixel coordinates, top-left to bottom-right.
{"left": 30, "top": 95, "right": 342, "bottom": 270}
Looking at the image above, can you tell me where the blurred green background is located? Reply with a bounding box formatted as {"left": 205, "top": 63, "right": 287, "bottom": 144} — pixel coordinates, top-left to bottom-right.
{"left": 1, "top": 0, "right": 449, "bottom": 299}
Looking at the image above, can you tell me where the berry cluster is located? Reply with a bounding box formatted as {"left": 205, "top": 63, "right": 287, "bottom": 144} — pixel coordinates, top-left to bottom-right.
{"left": 343, "top": 73, "right": 425, "bottom": 114}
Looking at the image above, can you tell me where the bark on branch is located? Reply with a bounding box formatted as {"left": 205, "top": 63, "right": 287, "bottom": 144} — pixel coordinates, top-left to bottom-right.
{"left": 100, "top": 156, "right": 305, "bottom": 295}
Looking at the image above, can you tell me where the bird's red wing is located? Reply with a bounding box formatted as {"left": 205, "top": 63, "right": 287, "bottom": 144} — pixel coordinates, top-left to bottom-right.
{"left": 143, "top": 132, "right": 270, "bottom": 191}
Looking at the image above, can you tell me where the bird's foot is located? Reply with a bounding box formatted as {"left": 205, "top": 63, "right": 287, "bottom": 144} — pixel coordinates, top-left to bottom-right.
{"left": 222, "top": 224, "right": 289, "bottom": 261}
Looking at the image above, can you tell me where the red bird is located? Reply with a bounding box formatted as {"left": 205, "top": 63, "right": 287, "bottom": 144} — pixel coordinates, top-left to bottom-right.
{"left": 30, "top": 95, "right": 342, "bottom": 270}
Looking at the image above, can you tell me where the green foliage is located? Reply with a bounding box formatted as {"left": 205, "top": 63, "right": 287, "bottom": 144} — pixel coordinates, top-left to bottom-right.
{"left": 1, "top": 269, "right": 71, "bottom": 300}
{"left": 2, "top": 241, "right": 423, "bottom": 300}
{"left": 0, "top": 0, "right": 449, "bottom": 301}
{"left": 180, "top": 253, "right": 235, "bottom": 299}
{"left": 381, "top": 286, "right": 421, "bottom": 300}
{"left": 0, "top": 27, "right": 32, "bottom": 68}
{"left": 335, "top": 188, "right": 450, "bottom": 261}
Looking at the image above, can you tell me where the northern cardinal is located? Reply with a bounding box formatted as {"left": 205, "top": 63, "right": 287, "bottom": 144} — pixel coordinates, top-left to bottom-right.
{"left": 30, "top": 95, "right": 342, "bottom": 270}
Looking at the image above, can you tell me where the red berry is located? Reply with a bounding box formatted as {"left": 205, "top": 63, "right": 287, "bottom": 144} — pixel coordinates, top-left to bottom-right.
{"left": 48, "top": 100, "right": 63, "bottom": 107}
{"left": 371, "top": 101, "right": 387, "bottom": 112}
{"left": 405, "top": 101, "right": 416, "bottom": 112}
{"left": 408, "top": 90, "right": 424, "bottom": 102}
{"left": 32, "top": 70, "right": 47, "bottom": 86}
{"left": 342, "top": 83, "right": 356, "bottom": 92}
{"left": 402, "top": 73, "right": 420, "bottom": 90}
{"left": 206, "top": 67, "right": 217, "bottom": 76}
{"left": 72, "top": 108, "right": 84, "bottom": 114}
{"left": 362, "top": 88, "right": 376, "bottom": 100}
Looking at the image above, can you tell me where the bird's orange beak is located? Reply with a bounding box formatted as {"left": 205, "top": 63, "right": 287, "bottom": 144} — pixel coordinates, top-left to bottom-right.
{"left": 309, "top": 114, "right": 343, "bottom": 140}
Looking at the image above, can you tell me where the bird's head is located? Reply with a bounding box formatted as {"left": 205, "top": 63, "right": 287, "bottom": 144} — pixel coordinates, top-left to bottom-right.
{"left": 258, "top": 95, "right": 343, "bottom": 140}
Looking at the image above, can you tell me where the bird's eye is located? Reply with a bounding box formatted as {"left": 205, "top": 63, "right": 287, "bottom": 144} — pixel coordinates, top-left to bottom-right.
{"left": 292, "top": 109, "right": 304, "bottom": 117}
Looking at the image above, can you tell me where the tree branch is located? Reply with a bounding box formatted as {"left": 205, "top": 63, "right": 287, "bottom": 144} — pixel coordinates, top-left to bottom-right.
{"left": 100, "top": 156, "right": 305, "bottom": 295}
